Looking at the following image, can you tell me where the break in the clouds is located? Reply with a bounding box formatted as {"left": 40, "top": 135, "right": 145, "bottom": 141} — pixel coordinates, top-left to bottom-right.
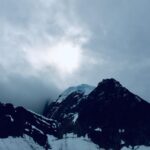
{"left": 0, "top": 0, "right": 150, "bottom": 113}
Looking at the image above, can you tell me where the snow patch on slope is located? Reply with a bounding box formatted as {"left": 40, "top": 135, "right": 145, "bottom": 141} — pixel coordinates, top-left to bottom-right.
{"left": 121, "top": 146, "right": 150, "bottom": 150}
{"left": 0, "top": 135, "right": 44, "bottom": 150}
{"left": 72, "top": 113, "right": 78, "bottom": 123}
{"left": 48, "top": 134, "right": 99, "bottom": 150}
{"left": 57, "top": 84, "right": 95, "bottom": 103}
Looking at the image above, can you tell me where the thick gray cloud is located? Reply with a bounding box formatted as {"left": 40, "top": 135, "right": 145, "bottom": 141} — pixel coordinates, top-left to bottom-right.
{"left": 0, "top": 0, "right": 150, "bottom": 113}
{"left": 73, "top": 0, "right": 150, "bottom": 100}
{"left": 0, "top": 71, "right": 59, "bottom": 113}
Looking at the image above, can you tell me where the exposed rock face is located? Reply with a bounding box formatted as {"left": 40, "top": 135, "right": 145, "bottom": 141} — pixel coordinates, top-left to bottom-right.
{"left": 44, "top": 78, "right": 150, "bottom": 149}
{"left": 0, "top": 102, "right": 59, "bottom": 148}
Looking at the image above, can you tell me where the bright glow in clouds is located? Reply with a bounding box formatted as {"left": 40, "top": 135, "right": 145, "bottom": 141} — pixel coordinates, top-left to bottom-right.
{"left": 25, "top": 39, "right": 83, "bottom": 75}
{"left": 19, "top": 0, "right": 91, "bottom": 78}
{"left": 49, "top": 41, "right": 82, "bottom": 74}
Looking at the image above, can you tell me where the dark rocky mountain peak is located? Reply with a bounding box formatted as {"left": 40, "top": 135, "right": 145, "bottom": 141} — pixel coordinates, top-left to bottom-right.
{"left": 98, "top": 78, "right": 122, "bottom": 88}
{"left": 44, "top": 78, "right": 150, "bottom": 149}
{"left": 90, "top": 78, "right": 126, "bottom": 96}
{"left": 87, "top": 78, "right": 143, "bottom": 105}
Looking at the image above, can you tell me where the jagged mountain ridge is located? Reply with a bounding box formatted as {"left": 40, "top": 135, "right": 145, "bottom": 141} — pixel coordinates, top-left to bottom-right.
{"left": 0, "top": 102, "right": 100, "bottom": 150}
{"left": 44, "top": 78, "right": 150, "bottom": 149}
{"left": 0, "top": 102, "right": 59, "bottom": 149}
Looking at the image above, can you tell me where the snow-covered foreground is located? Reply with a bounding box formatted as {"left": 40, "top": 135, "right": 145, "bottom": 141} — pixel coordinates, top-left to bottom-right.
{"left": 0, "top": 134, "right": 150, "bottom": 150}
{"left": 49, "top": 135, "right": 150, "bottom": 150}
{"left": 0, "top": 135, "right": 44, "bottom": 150}
{"left": 121, "top": 146, "right": 150, "bottom": 150}
{"left": 48, "top": 134, "right": 99, "bottom": 150}
{"left": 0, "top": 134, "right": 99, "bottom": 150}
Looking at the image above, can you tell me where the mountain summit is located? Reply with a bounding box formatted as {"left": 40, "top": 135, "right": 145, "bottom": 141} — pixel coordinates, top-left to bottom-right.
{"left": 44, "top": 78, "right": 150, "bottom": 150}
{"left": 56, "top": 84, "right": 95, "bottom": 103}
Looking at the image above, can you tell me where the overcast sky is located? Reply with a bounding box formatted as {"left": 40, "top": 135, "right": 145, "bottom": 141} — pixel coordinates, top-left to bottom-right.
{"left": 0, "top": 0, "right": 150, "bottom": 113}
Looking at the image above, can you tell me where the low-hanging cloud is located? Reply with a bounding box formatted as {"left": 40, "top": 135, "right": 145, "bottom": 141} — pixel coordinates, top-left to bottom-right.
{"left": 0, "top": 0, "right": 90, "bottom": 113}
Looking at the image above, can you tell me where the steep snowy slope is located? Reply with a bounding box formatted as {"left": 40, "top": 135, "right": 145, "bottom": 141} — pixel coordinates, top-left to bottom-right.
{"left": 44, "top": 84, "right": 94, "bottom": 123}
{"left": 56, "top": 84, "right": 95, "bottom": 103}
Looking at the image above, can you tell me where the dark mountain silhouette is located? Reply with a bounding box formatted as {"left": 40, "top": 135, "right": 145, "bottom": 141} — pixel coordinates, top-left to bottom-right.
{"left": 44, "top": 78, "right": 150, "bottom": 150}
{"left": 0, "top": 102, "right": 60, "bottom": 149}
{"left": 0, "top": 78, "right": 150, "bottom": 149}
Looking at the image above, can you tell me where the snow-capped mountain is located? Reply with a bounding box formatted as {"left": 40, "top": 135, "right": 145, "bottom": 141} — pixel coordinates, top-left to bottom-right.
{"left": 43, "top": 84, "right": 94, "bottom": 121}
{"left": 56, "top": 84, "right": 95, "bottom": 103}
{"left": 43, "top": 84, "right": 95, "bottom": 134}
{"left": 44, "top": 78, "right": 150, "bottom": 150}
